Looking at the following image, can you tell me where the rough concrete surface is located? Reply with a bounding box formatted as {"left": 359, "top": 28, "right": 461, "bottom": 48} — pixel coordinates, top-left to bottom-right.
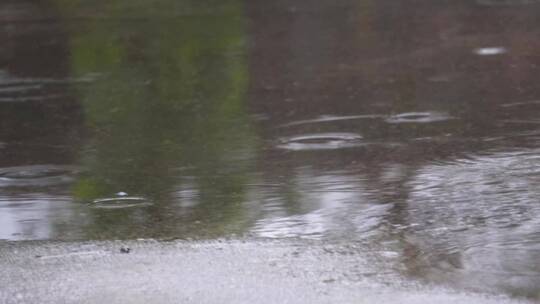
{"left": 0, "top": 239, "right": 535, "bottom": 304}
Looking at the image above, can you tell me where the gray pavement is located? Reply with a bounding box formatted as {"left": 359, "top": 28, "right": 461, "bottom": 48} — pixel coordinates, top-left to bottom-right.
{"left": 0, "top": 239, "right": 534, "bottom": 304}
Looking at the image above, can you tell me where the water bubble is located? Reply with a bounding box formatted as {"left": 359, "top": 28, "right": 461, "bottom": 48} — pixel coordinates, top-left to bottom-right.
{"left": 473, "top": 47, "right": 507, "bottom": 56}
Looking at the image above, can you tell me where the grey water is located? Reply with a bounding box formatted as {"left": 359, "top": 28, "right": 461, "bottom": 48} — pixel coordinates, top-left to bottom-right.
{"left": 1, "top": 0, "right": 540, "bottom": 301}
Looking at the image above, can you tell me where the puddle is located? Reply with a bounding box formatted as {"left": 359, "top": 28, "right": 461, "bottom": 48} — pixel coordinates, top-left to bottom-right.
{"left": 384, "top": 112, "right": 454, "bottom": 124}
{"left": 277, "top": 133, "right": 365, "bottom": 151}
{"left": 405, "top": 148, "right": 540, "bottom": 297}
{"left": 2, "top": 0, "right": 540, "bottom": 300}
{"left": 254, "top": 212, "right": 327, "bottom": 239}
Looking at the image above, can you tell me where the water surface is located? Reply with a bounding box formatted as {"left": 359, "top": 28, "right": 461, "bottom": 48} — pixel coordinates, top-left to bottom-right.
{"left": 1, "top": 0, "right": 540, "bottom": 300}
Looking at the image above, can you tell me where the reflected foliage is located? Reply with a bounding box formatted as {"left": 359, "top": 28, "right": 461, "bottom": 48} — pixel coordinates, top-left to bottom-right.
{"left": 54, "top": 0, "right": 253, "bottom": 238}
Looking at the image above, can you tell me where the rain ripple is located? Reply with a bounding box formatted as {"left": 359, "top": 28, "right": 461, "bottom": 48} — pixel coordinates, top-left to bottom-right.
{"left": 384, "top": 112, "right": 454, "bottom": 124}
{"left": 89, "top": 196, "right": 152, "bottom": 209}
{"left": 0, "top": 165, "right": 79, "bottom": 187}
{"left": 500, "top": 100, "right": 540, "bottom": 108}
{"left": 277, "top": 133, "right": 365, "bottom": 151}
{"left": 0, "top": 74, "right": 98, "bottom": 103}
{"left": 279, "top": 114, "right": 384, "bottom": 128}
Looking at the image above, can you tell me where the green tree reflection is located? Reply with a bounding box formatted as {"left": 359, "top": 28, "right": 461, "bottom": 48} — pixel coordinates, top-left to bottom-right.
{"left": 56, "top": 0, "right": 255, "bottom": 239}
